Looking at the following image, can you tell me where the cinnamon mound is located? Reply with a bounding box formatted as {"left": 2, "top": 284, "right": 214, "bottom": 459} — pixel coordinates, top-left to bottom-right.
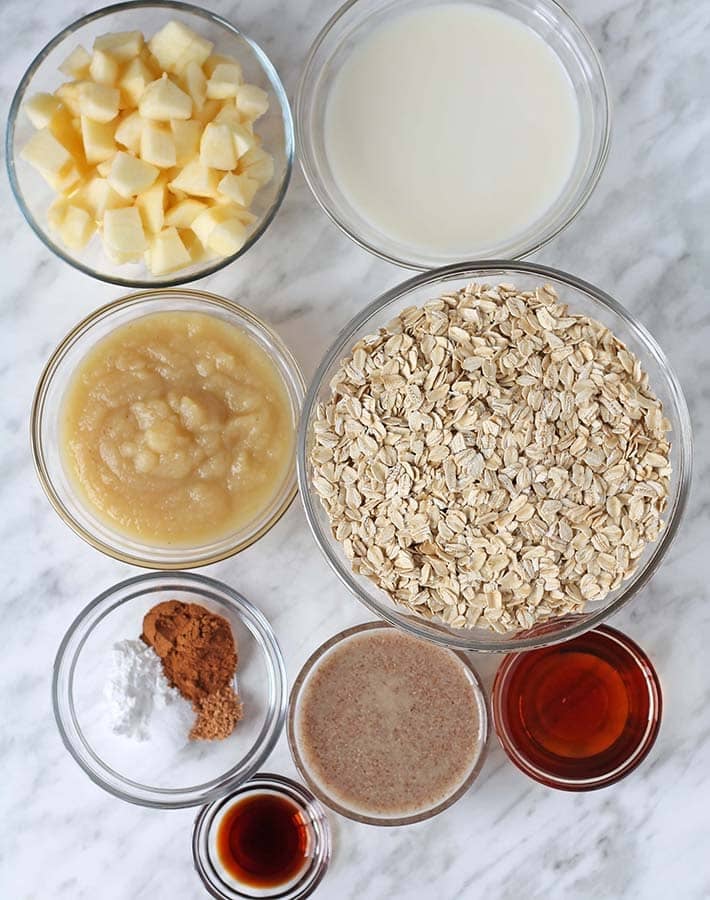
{"left": 142, "top": 600, "right": 242, "bottom": 741}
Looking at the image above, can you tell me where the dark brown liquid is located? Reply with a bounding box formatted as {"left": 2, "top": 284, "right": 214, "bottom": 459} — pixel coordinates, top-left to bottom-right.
{"left": 497, "top": 628, "right": 659, "bottom": 783}
{"left": 216, "top": 793, "right": 309, "bottom": 888}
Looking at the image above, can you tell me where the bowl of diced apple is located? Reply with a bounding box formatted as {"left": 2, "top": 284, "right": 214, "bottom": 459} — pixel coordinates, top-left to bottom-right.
{"left": 6, "top": 1, "right": 294, "bottom": 286}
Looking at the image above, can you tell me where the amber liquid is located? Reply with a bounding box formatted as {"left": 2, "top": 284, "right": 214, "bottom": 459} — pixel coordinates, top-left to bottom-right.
{"left": 497, "top": 627, "right": 659, "bottom": 783}
{"left": 216, "top": 792, "right": 310, "bottom": 889}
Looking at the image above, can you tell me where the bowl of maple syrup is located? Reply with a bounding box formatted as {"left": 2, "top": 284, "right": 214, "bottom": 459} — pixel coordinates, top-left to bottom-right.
{"left": 491, "top": 625, "right": 662, "bottom": 791}
{"left": 193, "top": 772, "right": 331, "bottom": 899}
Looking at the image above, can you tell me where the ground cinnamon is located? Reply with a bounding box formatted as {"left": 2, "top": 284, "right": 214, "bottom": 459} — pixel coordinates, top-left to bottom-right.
{"left": 142, "top": 600, "right": 243, "bottom": 741}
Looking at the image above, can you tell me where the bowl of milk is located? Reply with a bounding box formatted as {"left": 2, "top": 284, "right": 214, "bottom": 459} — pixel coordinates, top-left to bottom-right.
{"left": 297, "top": 0, "right": 610, "bottom": 269}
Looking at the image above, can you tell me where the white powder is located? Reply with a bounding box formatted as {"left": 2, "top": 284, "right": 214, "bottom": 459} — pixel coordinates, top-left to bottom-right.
{"left": 104, "top": 639, "right": 193, "bottom": 742}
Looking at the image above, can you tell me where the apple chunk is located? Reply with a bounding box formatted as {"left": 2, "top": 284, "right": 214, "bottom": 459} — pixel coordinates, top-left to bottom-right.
{"left": 140, "top": 123, "right": 176, "bottom": 168}
{"left": 103, "top": 206, "right": 147, "bottom": 257}
{"left": 59, "top": 45, "right": 91, "bottom": 79}
{"left": 25, "top": 93, "right": 63, "bottom": 129}
{"left": 139, "top": 74, "right": 192, "bottom": 120}
{"left": 108, "top": 151, "right": 159, "bottom": 197}
{"left": 79, "top": 83, "right": 120, "bottom": 122}
{"left": 200, "top": 122, "right": 237, "bottom": 170}
{"left": 94, "top": 30, "right": 144, "bottom": 62}
{"left": 148, "top": 226, "right": 191, "bottom": 274}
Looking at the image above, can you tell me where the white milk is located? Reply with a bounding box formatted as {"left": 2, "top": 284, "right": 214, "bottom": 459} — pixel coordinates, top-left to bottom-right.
{"left": 325, "top": 3, "right": 581, "bottom": 256}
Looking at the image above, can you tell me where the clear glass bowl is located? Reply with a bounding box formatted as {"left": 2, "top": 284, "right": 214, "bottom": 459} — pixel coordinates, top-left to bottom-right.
{"left": 297, "top": 0, "right": 611, "bottom": 269}
{"left": 52, "top": 572, "right": 288, "bottom": 808}
{"left": 6, "top": 1, "right": 294, "bottom": 287}
{"left": 32, "top": 289, "right": 305, "bottom": 569}
{"left": 287, "top": 621, "right": 489, "bottom": 826}
{"left": 192, "top": 773, "right": 332, "bottom": 899}
{"left": 297, "top": 261, "right": 693, "bottom": 652}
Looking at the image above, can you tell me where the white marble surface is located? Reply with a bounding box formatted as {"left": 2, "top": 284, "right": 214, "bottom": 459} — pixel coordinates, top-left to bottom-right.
{"left": 1, "top": 0, "right": 709, "bottom": 897}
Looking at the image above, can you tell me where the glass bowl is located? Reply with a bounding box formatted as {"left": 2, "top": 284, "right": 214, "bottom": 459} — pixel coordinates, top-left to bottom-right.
{"left": 287, "top": 621, "right": 489, "bottom": 826}
{"left": 32, "top": 288, "right": 305, "bottom": 569}
{"left": 297, "top": 0, "right": 610, "bottom": 269}
{"left": 297, "top": 261, "right": 692, "bottom": 652}
{"left": 193, "top": 773, "right": 332, "bottom": 899}
{"left": 491, "top": 625, "right": 663, "bottom": 790}
{"left": 52, "top": 572, "right": 287, "bottom": 808}
{"left": 6, "top": 1, "right": 294, "bottom": 287}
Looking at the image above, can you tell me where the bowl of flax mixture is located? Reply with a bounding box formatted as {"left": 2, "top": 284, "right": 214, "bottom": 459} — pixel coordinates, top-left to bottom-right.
{"left": 298, "top": 261, "right": 692, "bottom": 652}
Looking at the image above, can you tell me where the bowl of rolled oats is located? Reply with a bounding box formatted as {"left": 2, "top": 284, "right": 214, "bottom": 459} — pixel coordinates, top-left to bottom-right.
{"left": 297, "top": 261, "right": 692, "bottom": 652}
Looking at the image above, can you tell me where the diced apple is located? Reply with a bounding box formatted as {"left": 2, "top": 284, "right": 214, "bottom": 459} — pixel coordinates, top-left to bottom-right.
{"left": 79, "top": 83, "right": 120, "bottom": 122}
{"left": 119, "top": 57, "right": 155, "bottom": 106}
{"left": 55, "top": 82, "right": 84, "bottom": 116}
{"left": 204, "top": 54, "right": 240, "bottom": 77}
{"left": 206, "top": 63, "right": 242, "bottom": 100}
{"left": 190, "top": 206, "right": 225, "bottom": 246}
{"left": 182, "top": 61, "right": 206, "bottom": 111}
{"left": 103, "top": 206, "right": 146, "bottom": 257}
{"left": 238, "top": 146, "right": 274, "bottom": 185}
{"left": 149, "top": 21, "right": 213, "bottom": 74}
{"left": 140, "top": 46, "right": 163, "bottom": 77}
{"left": 200, "top": 122, "right": 237, "bottom": 170}
{"left": 25, "top": 93, "right": 63, "bottom": 129}
{"left": 59, "top": 204, "right": 95, "bottom": 249}
{"left": 139, "top": 74, "right": 191, "bottom": 120}
{"left": 59, "top": 45, "right": 91, "bottom": 79}
{"left": 140, "top": 122, "right": 176, "bottom": 168}
{"left": 89, "top": 49, "right": 119, "bottom": 86}
{"left": 94, "top": 30, "right": 144, "bottom": 62}
{"left": 80, "top": 116, "right": 115, "bottom": 163}
{"left": 49, "top": 107, "right": 86, "bottom": 163}
{"left": 164, "top": 197, "right": 207, "bottom": 228}
{"left": 21, "top": 128, "right": 74, "bottom": 175}
{"left": 169, "top": 158, "right": 219, "bottom": 197}
{"left": 47, "top": 195, "right": 70, "bottom": 230}
{"left": 217, "top": 172, "right": 258, "bottom": 207}
{"left": 229, "top": 122, "right": 255, "bottom": 160}
{"left": 170, "top": 119, "right": 201, "bottom": 164}
{"left": 96, "top": 158, "right": 113, "bottom": 177}
{"left": 179, "top": 228, "right": 209, "bottom": 263}
{"left": 236, "top": 84, "right": 269, "bottom": 121}
{"left": 108, "top": 150, "right": 158, "bottom": 197}
{"left": 148, "top": 226, "right": 191, "bottom": 274}
{"left": 192, "top": 98, "right": 221, "bottom": 125}
{"left": 136, "top": 180, "right": 166, "bottom": 234}
{"left": 82, "top": 176, "right": 128, "bottom": 218}
{"left": 207, "top": 217, "right": 247, "bottom": 257}
{"left": 115, "top": 110, "right": 144, "bottom": 152}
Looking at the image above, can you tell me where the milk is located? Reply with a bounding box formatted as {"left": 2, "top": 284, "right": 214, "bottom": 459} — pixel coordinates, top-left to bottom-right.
{"left": 325, "top": 3, "right": 581, "bottom": 256}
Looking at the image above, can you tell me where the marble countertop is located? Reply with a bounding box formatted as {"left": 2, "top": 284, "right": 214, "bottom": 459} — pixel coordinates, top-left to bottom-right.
{"left": 2, "top": 0, "right": 709, "bottom": 897}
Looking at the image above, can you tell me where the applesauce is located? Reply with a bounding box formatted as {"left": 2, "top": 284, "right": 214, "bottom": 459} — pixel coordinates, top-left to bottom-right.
{"left": 61, "top": 311, "right": 294, "bottom": 546}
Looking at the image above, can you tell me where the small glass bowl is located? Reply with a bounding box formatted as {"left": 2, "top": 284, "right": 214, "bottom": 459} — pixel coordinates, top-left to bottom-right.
{"left": 6, "top": 1, "right": 294, "bottom": 287}
{"left": 193, "top": 773, "right": 332, "bottom": 900}
{"left": 297, "top": 0, "right": 610, "bottom": 269}
{"left": 297, "top": 261, "right": 692, "bottom": 653}
{"left": 287, "top": 621, "right": 489, "bottom": 826}
{"left": 31, "top": 288, "right": 305, "bottom": 569}
{"left": 491, "top": 625, "right": 663, "bottom": 790}
{"left": 53, "top": 572, "right": 288, "bottom": 808}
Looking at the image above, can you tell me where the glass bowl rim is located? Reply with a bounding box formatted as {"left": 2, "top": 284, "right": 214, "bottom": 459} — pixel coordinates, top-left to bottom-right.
{"left": 295, "top": 0, "right": 612, "bottom": 270}
{"left": 490, "top": 623, "right": 663, "bottom": 790}
{"left": 31, "top": 287, "right": 306, "bottom": 569}
{"left": 286, "top": 620, "right": 490, "bottom": 825}
{"left": 192, "top": 771, "right": 332, "bottom": 899}
{"left": 296, "top": 259, "right": 693, "bottom": 653}
{"left": 52, "top": 571, "right": 289, "bottom": 808}
{"left": 5, "top": 0, "right": 295, "bottom": 288}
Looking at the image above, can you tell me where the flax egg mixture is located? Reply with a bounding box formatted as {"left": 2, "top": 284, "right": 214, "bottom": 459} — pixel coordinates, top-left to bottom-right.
{"left": 294, "top": 627, "right": 485, "bottom": 819}
{"left": 61, "top": 311, "right": 293, "bottom": 546}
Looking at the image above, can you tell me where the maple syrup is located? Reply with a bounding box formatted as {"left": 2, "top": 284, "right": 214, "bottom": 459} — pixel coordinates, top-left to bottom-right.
{"left": 492, "top": 625, "right": 662, "bottom": 790}
{"left": 215, "top": 791, "right": 310, "bottom": 889}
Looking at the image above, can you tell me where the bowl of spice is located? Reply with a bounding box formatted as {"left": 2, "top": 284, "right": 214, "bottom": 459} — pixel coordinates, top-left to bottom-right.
{"left": 53, "top": 571, "right": 287, "bottom": 807}
{"left": 298, "top": 260, "right": 692, "bottom": 652}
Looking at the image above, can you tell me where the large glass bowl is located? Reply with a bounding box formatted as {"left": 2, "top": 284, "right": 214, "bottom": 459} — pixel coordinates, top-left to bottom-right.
{"left": 297, "top": 0, "right": 610, "bottom": 270}
{"left": 52, "top": 572, "right": 287, "bottom": 808}
{"left": 31, "top": 289, "right": 305, "bottom": 569}
{"left": 6, "top": 1, "right": 294, "bottom": 287}
{"left": 297, "top": 261, "right": 692, "bottom": 652}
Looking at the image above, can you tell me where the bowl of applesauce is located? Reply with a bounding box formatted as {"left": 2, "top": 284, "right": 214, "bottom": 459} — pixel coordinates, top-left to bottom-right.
{"left": 32, "top": 289, "right": 305, "bottom": 568}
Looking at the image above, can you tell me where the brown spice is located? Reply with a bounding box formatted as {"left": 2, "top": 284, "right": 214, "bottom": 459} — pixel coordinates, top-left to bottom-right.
{"left": 191, "top": 685, "right": 244, "bottom": 741}
{"left": 142, "top": 600, "right": 242, "bottom": 741}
